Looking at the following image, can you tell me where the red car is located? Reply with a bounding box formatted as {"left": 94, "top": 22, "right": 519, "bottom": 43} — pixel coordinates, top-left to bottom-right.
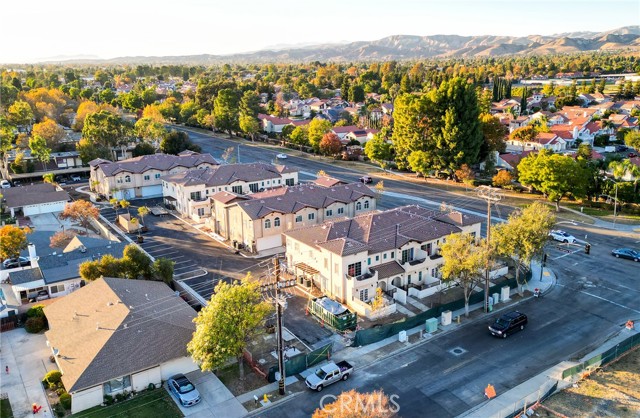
{"left": 629, "top": 152, "right": 638, "bottom": 158}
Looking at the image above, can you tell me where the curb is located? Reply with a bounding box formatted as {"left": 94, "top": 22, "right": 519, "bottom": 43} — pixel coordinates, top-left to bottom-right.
{"left": 244, "top": 290, "right": 536, "bottom": 416}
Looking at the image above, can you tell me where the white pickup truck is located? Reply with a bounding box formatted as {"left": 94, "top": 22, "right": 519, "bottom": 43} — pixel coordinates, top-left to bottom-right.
{"left": 305, "top": 360, "right": 353, "bottom": 392}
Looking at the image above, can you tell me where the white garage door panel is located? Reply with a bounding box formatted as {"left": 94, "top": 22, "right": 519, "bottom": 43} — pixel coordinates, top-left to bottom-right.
{"left": 256, "top": 234, "right": 283, "bottom": 252}
{"left": 159, "top": 357, "right": 198, "bottom": 381}
{"left": 141, "top": 185, "right": 163, "bottom": 197}
{"left": 23, "top": 201, "right": 67, "bottom": 216}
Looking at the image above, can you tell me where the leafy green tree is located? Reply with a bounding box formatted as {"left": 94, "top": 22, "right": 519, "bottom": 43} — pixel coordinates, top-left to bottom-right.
{"left": 213, "top": 89, "right": 239, "bottom": 137}
{"left": 290, "top": 126, "right": 309, "bottom": 149}
{"left": 77, "top": 137, "right": 111, "bottom": 163}
{"left": 82, "top": 110, "right": 132, "bottom": 150}
{"left": 122, "top": 244, "right": 152, "bottom": 279}
{"left": 119, "top": 199, "right": 130, "bottom": 215}
{"left": 426, "top": 77, "right": 482, "bottom": 171}
{"left": 624, "top": 131, "right": 640, "bottom": 150}
{"left": 137, "top": 206, "right": 150, "bottom": 226}
{"left": 307, "top": 119, "right": 332, "bottom": 152}
{"left": 479, "top": 113, "right": 507, "bottom": 161}
{"left": 187, "top": 277, "right": 271, "bottom": 379}
{"left": 153, "top": 258, "right": 175, "bottom": 284}
{"left": 7, "top": 100, "right": 34, "bottom": 128}
{"left": 492, "top": 202, "right": 555, "bottom": 294}
{"left": 0, "top": 115, "right": 16, "bottom": 154}
{"left": 0, "top": 225, "right": 31, "bottom": 260}
{"left": 440, "top": 232, "right": 487, "bottom": 317}
{"left": 160, "top": 130, "right": 202, "bottom": 155}
{"left": 517, "top": 150, "right": 589, "bottom": 210}
{"left": 28, "top": 135, "right": 51, "bottom": 171}
{"left": 509, "top": 125, "right": 537, "bottom": 152}
{"left": 364, "top": 128, "right": 394, "bottom": 171}
{"left": 134, "top": 117, "right": 167, "bottom": 141}
{"left": 42, "top": 172, "right": 55, "bottom": 184}
{"left": 132, "top": 142, "right": 156, "bottom": 157}
{"left": 349, "top": 84, "right": 365, "bottom": 103}
{"left": 609, "top": 159, "right": 640, "bottom": 193}
{"left": 391, "top": 93, "right": 426, "bottom": 170}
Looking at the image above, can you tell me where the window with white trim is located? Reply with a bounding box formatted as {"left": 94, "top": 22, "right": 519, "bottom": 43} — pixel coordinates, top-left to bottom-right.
{"left": 274, "top": 217, "right": 280, "bottom": 227}
{"left": 359, "top": 289, "right": 369, "bottom": 301}
{"left": 264, "top": 219, "right": 271, "bottom": 229}
{"left": 308, "top": 213, "right": 315, "bottom": 220}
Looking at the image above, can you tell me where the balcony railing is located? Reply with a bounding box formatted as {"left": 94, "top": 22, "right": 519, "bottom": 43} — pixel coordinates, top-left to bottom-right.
{"left": 346, "top": 271, "right": 377, "bottom": 281}
{"left": 407, "top": 257, "right": 427, "bottom": 266}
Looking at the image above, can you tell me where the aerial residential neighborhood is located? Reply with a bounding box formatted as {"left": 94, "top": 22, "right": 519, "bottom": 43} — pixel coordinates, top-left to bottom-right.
{"left": 1, "top": 2, "right": 640, "bottom": 418}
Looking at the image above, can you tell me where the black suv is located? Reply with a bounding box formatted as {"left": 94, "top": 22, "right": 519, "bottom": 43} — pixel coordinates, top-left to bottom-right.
{"left": 488, "top": 311, "right": 528, "bottom": 338}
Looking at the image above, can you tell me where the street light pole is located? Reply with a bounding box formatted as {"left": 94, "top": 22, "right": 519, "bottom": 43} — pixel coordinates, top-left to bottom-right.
{"left": 613, "top": 182, "right": 618, "bottom": 229}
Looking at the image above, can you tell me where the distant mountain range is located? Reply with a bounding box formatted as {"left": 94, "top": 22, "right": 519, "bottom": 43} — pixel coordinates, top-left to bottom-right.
{"left": 43, "top": 26, "right": 640, "bottom": 65}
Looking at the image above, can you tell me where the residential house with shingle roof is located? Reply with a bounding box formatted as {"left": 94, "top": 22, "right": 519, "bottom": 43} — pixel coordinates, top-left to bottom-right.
{"left": 89, "top": 151, "right": 219, "bottom": 200}
{"left": 44, "top": 277, "right": 198, "bottom": 414}
{"left": 2, "top": 240, "right": 126, "bottom": 305}
{"left": 1, "top": 183, "right": 70, "bottom": 217}
{"left": 210, "top": 182, "right": 376, "bottom": 254}
{"left": 161, "top": 163, "right": 298, "bottom": 221}
{"left": 283, "top": 205, "right": 482, "bottom": 310}
{"left": 507, "top": 132, "right": 566, "bottom": 152}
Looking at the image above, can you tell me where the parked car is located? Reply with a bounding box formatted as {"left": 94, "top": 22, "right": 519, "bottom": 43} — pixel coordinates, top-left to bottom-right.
{"left": 305, "top": 360, "right": 353, "bottom": 392}
{"left": 168, "top": 374, "right": 201, "bottom": 407}
{"left": 549, "top": 230, "right": 576, "bottom": 243}
{"left": 359, "top": 176, "right": 373, "bottom": 184}
{"left": 276, "top": 153, "right": 288, "bottom": 159}
{"left": 629, "top": 152, "right": 638, "bottom": 158}
{"left": 2, "top": 257, "right": 31, "bottom": 269}
{"left": 0, "top": 180, "right": 11, "bottom": 188}
{"left": 615, "top": 145, "right": 628, "bottom": 153}
{"left": 488, "top": 311, "right": 528, "bottom": 338}
{"left": 611, "top": 248, "right": 640, "bottom": 262}
{"left": 29, "top": 290, "right": 49, "bottom": 303}
{"left": 71, "top": 175, "right": 82, "bottom": 182}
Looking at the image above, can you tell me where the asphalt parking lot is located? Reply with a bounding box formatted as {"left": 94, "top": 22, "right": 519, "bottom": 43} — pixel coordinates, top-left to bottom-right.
{"left": 98, "top": 199, "right": 334, "bottom": 346}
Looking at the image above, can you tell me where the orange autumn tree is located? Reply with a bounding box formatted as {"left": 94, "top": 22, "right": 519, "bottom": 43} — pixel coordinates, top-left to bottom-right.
{"left": 59, "top": 200, "right": 99, "bottom": 234}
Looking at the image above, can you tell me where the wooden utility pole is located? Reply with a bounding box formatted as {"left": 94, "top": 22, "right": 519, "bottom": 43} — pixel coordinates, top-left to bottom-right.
{"left": 273, "top": 257, "right": 286, "bottom": 395}
{"left": 475, "top": 186, "right": 502, "bottom": 313}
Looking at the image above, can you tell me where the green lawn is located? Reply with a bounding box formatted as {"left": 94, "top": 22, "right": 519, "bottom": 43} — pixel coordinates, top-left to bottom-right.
{"left": 71, "top": 389, "right": 182, "bottom": 418}
{"left": 1, "top": 398, "right": 14, "bottom": 418}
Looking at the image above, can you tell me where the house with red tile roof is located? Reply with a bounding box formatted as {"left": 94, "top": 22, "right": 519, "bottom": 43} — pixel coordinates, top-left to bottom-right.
{"left": 507, "top": 132, "right": 566, "bottom": 152}
{"left": 258, "top": 113, "right": 294, "bottom": 134}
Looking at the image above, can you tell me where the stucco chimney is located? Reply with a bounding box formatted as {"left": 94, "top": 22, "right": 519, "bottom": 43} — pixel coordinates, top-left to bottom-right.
{"left": 27, "top": 243, "right": 39, "bottom": 268}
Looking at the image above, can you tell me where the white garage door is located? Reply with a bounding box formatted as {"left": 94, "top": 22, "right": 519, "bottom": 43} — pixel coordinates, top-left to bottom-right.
{"left": 141, "top": 185, "right": 163, "bottom": 197}
{"left": 23, "top": 201, "right": 67, "bottom": 216}
{"left": 256, "top": 234, "right": 283, "bottom": 252}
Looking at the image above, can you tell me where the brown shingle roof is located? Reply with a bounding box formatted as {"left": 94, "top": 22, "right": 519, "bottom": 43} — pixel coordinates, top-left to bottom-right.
{"left": 161, "top": 163, "right": 295, "bottom": 187}
{"left": 371, "top": 261, "right": 405, "bottom": 279}
{"left": 285, "top": 205, "right": 466, "bottom": 256}
{"left": 44, "top": 278, "right": 196, "bottom": 392}
{"left": 237, "top": 182, "right": 376, "bottom": 220}
{"left": 91, "top": 153, "right": 218, "bottom": 176}
{"left": 2, "top": 183, "right": 70, "bottom": 208}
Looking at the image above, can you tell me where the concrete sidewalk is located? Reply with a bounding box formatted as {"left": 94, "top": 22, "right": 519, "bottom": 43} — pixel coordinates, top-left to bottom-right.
{"left": 0, "top": 328, "right": 56, "bottom": 418}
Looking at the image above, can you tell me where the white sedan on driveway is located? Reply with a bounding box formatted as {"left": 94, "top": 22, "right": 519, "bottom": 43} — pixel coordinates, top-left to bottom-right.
{"left": 549, "top": 230, "right": 576, "bottom": 243}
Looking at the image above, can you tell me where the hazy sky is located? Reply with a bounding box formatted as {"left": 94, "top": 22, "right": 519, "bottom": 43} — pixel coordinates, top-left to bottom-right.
{"left": 2, "top": 0, "right": 638, "bottom": 63}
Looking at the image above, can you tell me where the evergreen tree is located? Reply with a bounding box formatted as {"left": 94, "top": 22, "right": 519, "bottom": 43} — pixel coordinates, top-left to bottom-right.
{"left": 341, "top": 77, "right": 350, "bottom": 102}
{"left": 390, "top": 93, "right": 427, "bottom": 170}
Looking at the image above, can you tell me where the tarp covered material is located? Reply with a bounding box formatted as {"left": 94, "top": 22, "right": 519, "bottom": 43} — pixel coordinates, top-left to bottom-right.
{"left": 316, "top": 297, "right": 347, "bottom": 315}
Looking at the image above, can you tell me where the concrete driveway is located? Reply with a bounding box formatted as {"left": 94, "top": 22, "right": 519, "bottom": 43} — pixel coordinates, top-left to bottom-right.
{"left": 0, "top": 328, "right": 56, "bottom": 418}
{"left": 165, "top": 369, "right": 246, "bottom": 418}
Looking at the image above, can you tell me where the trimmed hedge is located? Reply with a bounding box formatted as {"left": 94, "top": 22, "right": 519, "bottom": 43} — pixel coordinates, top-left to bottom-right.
{"left": 25, "top": 317, "right": 45, "bottom": 333}
{"left": 59, "top": 393, "right": 71, "bottom": 410}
